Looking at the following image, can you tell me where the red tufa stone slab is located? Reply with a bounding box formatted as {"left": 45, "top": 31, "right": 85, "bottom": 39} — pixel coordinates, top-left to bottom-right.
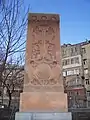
{"left": 20, "top": 92, "right": 67, "bottom": 112}
{"left": 20, "top": 13, "right": 68, "bottom": 112}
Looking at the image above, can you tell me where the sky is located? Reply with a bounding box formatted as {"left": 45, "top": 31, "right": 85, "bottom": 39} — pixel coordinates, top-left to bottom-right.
{"left": 24, "top": 0, "right": 90, "bottom": 44}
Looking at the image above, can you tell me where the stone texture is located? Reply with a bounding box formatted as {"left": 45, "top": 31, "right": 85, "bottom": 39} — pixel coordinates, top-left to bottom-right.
{"left": 20, "top": 13, "right": 67, "bottom": 112}
{"left": 15, "top": 112, "right": 72, "bottom": 120}
{"left": 24, "top": 13, "right": 63, "bottom": 91}
{"left": 20, "top": 92, "right": 67, "bottom": 112}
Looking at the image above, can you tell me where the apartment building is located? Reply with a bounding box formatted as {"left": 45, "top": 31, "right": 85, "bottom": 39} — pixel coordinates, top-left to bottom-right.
{"left": 61, "top": 43, "right": 84, "bottom": 82}
{"left": 61, "top": 43, "right": 86, "bottom": 108}
{"left": 81, "top": 41, "right": 90, "bottom": 107}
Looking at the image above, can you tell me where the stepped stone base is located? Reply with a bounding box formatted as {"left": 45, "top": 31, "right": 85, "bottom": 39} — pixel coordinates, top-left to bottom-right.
{"left": 20, "top": 92, "right": 67, "bottom": 112}
{"left": 15, "top": 112, "right": 72, "bottom": 120}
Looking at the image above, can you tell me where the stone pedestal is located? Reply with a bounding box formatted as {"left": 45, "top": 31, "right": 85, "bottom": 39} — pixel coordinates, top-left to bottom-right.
{"left": 15, "top": 112, "right": 72, "bottom": 120}
{"left": 20, "top": 92, "right": 67, "bottom": 112}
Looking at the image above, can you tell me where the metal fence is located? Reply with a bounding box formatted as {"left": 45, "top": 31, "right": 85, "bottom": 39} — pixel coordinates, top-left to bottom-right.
{"left": 0, "top": 107, "right": 18, "bottom": 120}
{"left": 69, "top": 108, "right": 90, "bottom": 120}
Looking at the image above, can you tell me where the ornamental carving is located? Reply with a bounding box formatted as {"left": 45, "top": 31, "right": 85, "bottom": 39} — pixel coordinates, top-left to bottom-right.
{"left": 31, "top": 25, "right": 56, "bottom": 61}
{"left": 41, "top": 16, "right": 47, "bottom": 20}
{"left": 30, "top": 15, "right": 59, "bottom": 21}
{"left": 27, "top": 24, "right": 60, "bottom": 86}
{"left": 32, "top": 16, "right": 37, "bottom": 21}
{"left": 30, "top": 63, "right": 59, "bottom": 85}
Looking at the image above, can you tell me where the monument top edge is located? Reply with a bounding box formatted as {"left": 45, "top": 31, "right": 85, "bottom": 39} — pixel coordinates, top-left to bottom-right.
{"left": 28, "top": 13, "right": 60, "bottom": 21}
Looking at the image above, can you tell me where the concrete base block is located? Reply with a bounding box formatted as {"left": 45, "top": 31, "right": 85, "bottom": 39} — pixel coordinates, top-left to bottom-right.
{"left": 15, "top": 112, "right": 72, "bottom": 120}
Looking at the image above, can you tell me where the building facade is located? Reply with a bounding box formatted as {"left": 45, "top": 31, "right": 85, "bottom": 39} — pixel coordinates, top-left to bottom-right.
{"left": 61, "top": 43, "right": 87, "bottom": 108}
{"left": 81, "top": 41, "right": 90, "bottom": 107}
{"left": 64, "top": 76, "right": 86, "bottom": 108}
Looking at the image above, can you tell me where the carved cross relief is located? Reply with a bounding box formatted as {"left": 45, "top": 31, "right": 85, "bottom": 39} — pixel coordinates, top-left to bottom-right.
{"left": 31, "top": 25, "right": 56, "bottom": 62}
{"left": 27, "top": 23, "right": 60, "bottom": 86}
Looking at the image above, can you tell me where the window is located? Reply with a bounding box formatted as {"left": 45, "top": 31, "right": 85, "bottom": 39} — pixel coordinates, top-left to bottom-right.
{"left": 67, "top": 81, "right": 71, "bottom": 86}
{"left": 63, "top": 71, "right": 66, "bottom": 76}
{"left": 82, "top": 48, "right": 86, "bottom": 54}
{"left": 67, "top": 71, "right": 70, "bottom": 76}
{"left": 65, "top": 59, "right": 68, "bottom": 65}
{"left": 62, "top": 49, "right": 67, "bottom": 56}
{"left": 67, "top": 70, "right": 74, "bottom": 76}
{"left": 74, "top": 69, "right": 79, "bottom": 75}
{"left": 65, "top": 60, "right": 67, "bottom": 65}
{"left": 83, "top": 59, "right": 87, "bottom": 65}
{"left": 71, "top": 48, "right": 74, "bottom": 53}
{"left": 75, "top": 57, "right": 79, "bottom": 64}
{"left": 86, "top": 79, "right": 89, "bottom": 85}
{"left": 74, "top": 70, "right": 77, "bottom": 74}
{"left": 75, "top": 47, "right": 77, "bottom": 52}
{"left": 62, "top": 60, "right": 65, "bottom": 66}
{"left": 72, "top": 81, "right": 75, "bottom": 86}
{"left": 88, "top": 101, "right": 90, "bottom": 107}
{"left": 67, "top": 59, "right": 69, "bottom": 65}
{"left": 63, "top": 59, "right": 70, "bottom": 66}
{"left": 62, "top": 61, "right": 64, "bottom": 66}
{"left": 71, "top": 58, "right": 74, "bottom": 64}
{"left": 0, "top": 91, "right": 2, "bottom": 96}
{"left": 76, "top": 77, "right": 80, "bottom": 84}
{"left": 87, "top": 91, "right": 90, "bottom": 97}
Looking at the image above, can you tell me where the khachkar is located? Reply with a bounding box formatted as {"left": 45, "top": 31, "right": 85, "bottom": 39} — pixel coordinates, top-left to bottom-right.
{"left": 15, "top": 13, "right": 72, "bottom": 120}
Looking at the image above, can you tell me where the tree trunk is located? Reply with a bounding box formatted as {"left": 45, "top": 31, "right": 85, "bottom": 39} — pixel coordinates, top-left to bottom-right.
{"left": 8, "top": 92, "right": 12, "bottom": 108}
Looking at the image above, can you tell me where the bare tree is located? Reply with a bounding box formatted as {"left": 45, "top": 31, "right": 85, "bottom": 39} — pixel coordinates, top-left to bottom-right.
{"left": 0, "top": 0, "right": 29, "bottom": 107}
{"left": 2, "top": 59, "right": 24, "bottom": 107}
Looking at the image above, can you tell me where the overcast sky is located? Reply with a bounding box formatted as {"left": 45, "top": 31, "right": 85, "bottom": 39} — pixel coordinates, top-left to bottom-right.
{"left": 24, "top": 0, "right": 90, "bottom": 44}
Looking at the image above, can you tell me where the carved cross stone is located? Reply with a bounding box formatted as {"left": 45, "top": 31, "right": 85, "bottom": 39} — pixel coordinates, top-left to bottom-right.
{"left": 20, "top": 13, "right": 67, "bottom": 112}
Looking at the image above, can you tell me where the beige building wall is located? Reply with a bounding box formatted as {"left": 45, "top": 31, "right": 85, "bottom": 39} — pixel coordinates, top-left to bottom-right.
{"left": 61, "top": 43, "right": 86, "bottom": 108}
{"left": 82, "top": 43, "right": 90, "bottom": 90}
{"left": 82, "top": 42, "right": 90, "bottom": 107}
{"left": 61, "top": 44, "right": 83, "bottom": 84}
{"left": 61, "top": 41, "right": 90, "bottom": 108}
